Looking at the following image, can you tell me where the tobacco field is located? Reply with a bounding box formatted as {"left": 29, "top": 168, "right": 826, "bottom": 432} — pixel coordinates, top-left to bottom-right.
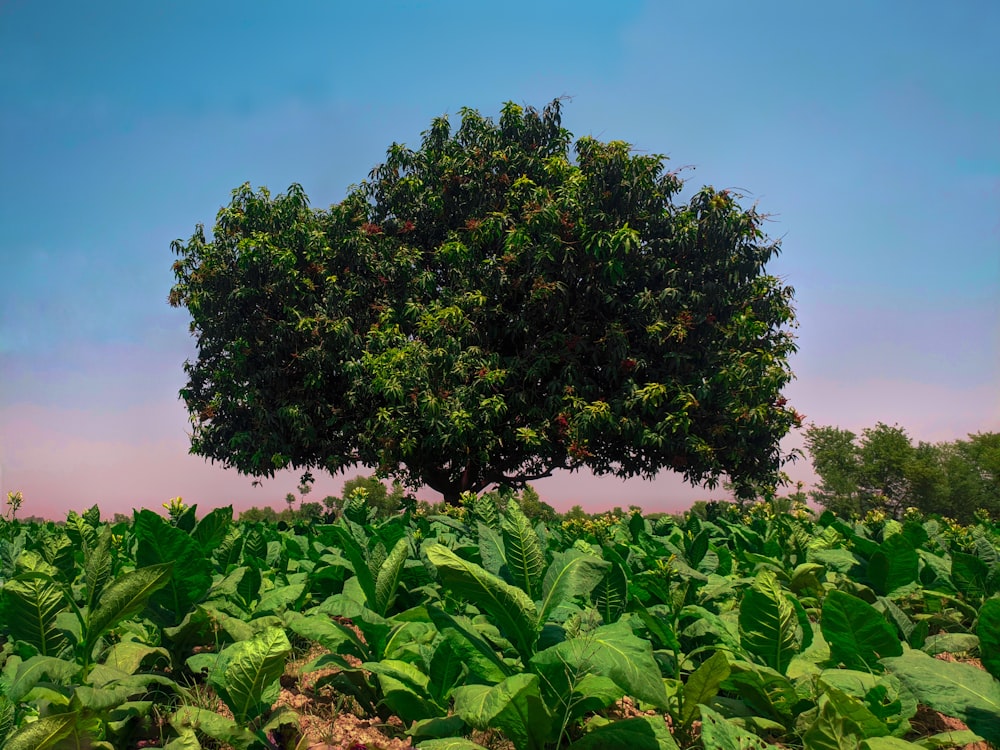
{"left": 0, "top": 496, "right": 998, "bottom": 750}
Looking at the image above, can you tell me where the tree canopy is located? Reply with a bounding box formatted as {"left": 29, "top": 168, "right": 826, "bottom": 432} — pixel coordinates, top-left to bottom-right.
{"left": 169, "top": 100, "right": 798, "bottom": 504}
{"left": 804, "top": 423, "right": 1000, "bottom": 522}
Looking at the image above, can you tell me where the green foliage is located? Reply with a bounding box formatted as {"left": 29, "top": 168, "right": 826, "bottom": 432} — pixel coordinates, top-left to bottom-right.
{"left": 170, "top": 99, "right": 798, "bottom": 504}
{"left": 882, "top": 650, "right": 1000, "bottom": 745}
{"left": 1, "top": 501, "right": 998, "bottom": 750}
{"left": 806, "top": 424, "right": 1000, "bottom": 522}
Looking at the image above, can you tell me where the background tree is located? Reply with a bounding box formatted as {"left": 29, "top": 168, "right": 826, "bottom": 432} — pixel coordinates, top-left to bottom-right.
{"left": 170, "top": 100, "right": 798, "bottom": 505}
{"left": 805, "top": 424, "right": 999, "bottom": 522}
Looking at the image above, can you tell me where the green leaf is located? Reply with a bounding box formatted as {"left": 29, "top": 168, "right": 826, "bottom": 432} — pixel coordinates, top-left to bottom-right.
{"left": 208, "top": 626, "right": 291, "bottom": 725}
{"left": 84, "top": 562, "right": 173, "bottom": 656}
{"left": 502, "top": 501, "right": 546, "bottom": 600}
{"left": 134, "top": 509, "right": 211, "bottom": 619}
{"left": 428, "top": 637, "right": 466, "bottom": 702}
{"left": 329, "top": 523, "right": 378, "bottom": 609}
{"left": 375, "top": 537, "right": 409, "bottom": 615}
{"left": 453, "top": 673, "right": 553, "bottom": 750}
{"left": 426, "top": 543, "right": 538, "bottom": 663}
{"left": 821, "top": 590, "right": 901, "bottom": 671}
{"left": 1, "top": 572, "right": 69, "bottom": 656}
{"left": 0, "top": 695, "right": 14, "bottom": 746}
{"left": 417, "top": 739, "right": 490, "bottom": 750}
{"left": 819, "top": 683, "right": 891, "bottom": 739}
{"left": 8, "top": 655, "right": 81, "bottom": 702}
{"left": 284, "top": 611, "right": 364, "bottom": 656}
{"left": 530, "top": 621, "right": 670, "bottom": 710}
{"left": 921, "top": 633, "right": 979, "bottom": 656}
{"left": 362, "top": 658, "right": 444, "bottom": 723}
{"left": 976, "top": 597, "right": 1000, "bottom": 680}
{"left": 682, "top": 650, "right": 731, "bottom": 727}
{"left": 170, "top": 705, "right": 259, "bottom": 749}
{"left": 1, "top": 711, "right": 80, "bottom": 750}
{"left": 571, "top": 715, "right": 678, "bottom": 750}
{"left": 739, "top": 569, "right": 799, "bottom": 675}
{"left": 592, "top": 560, "right": 628, "bottom": 624}
{"left": 426, "top": 605, "right": 511, "bottom": 684}
{"left": 867, "top": 534, "right": 918, "bottom": 596}
{"left": 102, "top": 641, "right": 171, "bottom": 675}
{"left": 193, "top": 505, "right": 234, "bottom": 554}
{"left": 802, "top": 698, "right": 862, "bottom": 750}
{"left": 882, "top": 650, "right": 1000, "bottom": 745}
{"left": 537, "top": 548, "right": 610, "bottom": 625}
{"left": 252, "top": 582, "right": 305, "bottom": 617}
{"left": 84, "top": 526, "right": 113, "bottom": 611}
{"left": 861, "top": 738, "right": 930, "bottom": 750}
{"left": 950, "top": 552, "right": 988, "bottom": 600}
{"left": 477, "top": 522, "right": 507, "bottom": 576}
{"left": 699, "top": 704, "right": 780, "bottom": 750}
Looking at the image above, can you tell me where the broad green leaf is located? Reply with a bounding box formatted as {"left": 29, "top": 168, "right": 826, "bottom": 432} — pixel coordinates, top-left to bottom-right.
{"left": 592, "top": 560, "right": 628, "bottom": 624}
{"left": 102, "top": 641, "right": 170, "bottom": 675}
{"left": 8, "top": 655, "right": 81, "bottom": 702}
{"left": 329, "top": 523, "right": 378, "bottom": 609}
{"left": 530, "top": 621, "right": 670, "bottom": 710}
{"left": 686, "top": 529, "right": 709, "bottom": 567}
{"left": 363, "top": 658, "right": 444, "bottom": 722}
{"left": 882, "top": 650, "right": 1000, "bottom": 745}
{"left": 477, "top": 522, "right": 507, "bottom": 576}
{"left": 134, "top": 509, "right": 211, "bottom": 619}
{"left": 252, "top": 582, "right": 305, "bottom": 616}
{"left": 1, "top": 572, "right": 68, "bottom": 656}
{"left": 2, "top": 711, "right": 80, "bottom": 750}
{"left": 976, "top": 597, "right": 1000, "bottom": 680}
{"left": 821, "top": 590, "right": 901, "bottom": 671}
{"left": 453, "top": 672, "right": 552, "bottom": 750}
{"left": 193, "top": 505, "right": 233, "bottom": 554}
{"left": 723, "top": 660, "right": 800, "bottom": 726}
{"left": 171, "top": 705, "right": 259, "bottom": 749}
{"left": 284, "top": 611, "right": 363, "bottom": 655}
{"left": 802, "top": 698, "right": 862, "bottom": 750}
{"left": 819, "top": 683, "right": 890, "bottom": 739}
{"left": 699, "top": 704, "right": 779, "bottom": 750}
{"left": 861, "top": 738, "right": 929, "bottom": 750}
{"left": 84, "top": 526, "right": 113, "bottom": 611}
{"left": 921, "top": 633, "right": 979, "bottom": 656}
{"left": 502, "top": 501, "right": 545, "bottom": 600}
{"left": 428, "top": 637, "right": 466, "bottom": 702}
{"left": 682, "top": 650, "right": 731, "bottom": 726}
{"left": 914, "top": 730, "right": 985, "bottom": 749}
{"left": 84, "top": 562, "right": 173, "bottom": 655}
{"left": 537, "top": 548, "right": 609, "bottom": 625}
{"left": 426, "top": 543, "right": 538, "bottom": 663}
{"left": 375, "top": 537, "right": 409, "bottom": 615}
{"left": 950, "top": 552, "right": 988, "bottom": 600}
{"left": 571, "top": 715, "right": 678, "bottom": 750}
{"left": 868, "top": 535, "right": 918, "bottom": 596}
{"left": 209, "top": 626, "right": 291, "bottom": 725}
{"left": 0, "top": 696, "right": 14, "bottom": 746}
{"left": 739, "top": 570, "right": 799, "bottom": 675}
{"left": 426, "top": 605, "right": 511, "bottom": 684}
{"left": 417, "top": 739, "right": 490, "bottom": 750}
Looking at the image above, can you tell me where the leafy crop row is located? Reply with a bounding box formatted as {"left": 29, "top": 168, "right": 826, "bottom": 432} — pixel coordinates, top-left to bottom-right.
{"left": 0, "top": 498, "right": 997, "bottom": 749}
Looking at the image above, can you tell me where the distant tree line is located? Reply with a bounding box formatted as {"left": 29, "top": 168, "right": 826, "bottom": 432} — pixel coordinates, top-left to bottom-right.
{"left": 805, "top": 423, "right": 999, "bottom": 523}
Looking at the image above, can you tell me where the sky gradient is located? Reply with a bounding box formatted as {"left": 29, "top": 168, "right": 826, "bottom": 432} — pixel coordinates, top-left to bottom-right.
{"left": 2, "top": 1, "right": 998, "bottom": 519}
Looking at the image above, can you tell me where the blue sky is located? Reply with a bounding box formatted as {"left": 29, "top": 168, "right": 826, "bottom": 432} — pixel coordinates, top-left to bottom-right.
{"left": 2, "top": 0, "right": 997, "bottom": 518}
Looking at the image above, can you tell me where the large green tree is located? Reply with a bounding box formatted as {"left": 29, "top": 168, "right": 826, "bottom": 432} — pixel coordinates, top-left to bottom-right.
{"left": 169, "top": 100, "right": 798, "bottom": 504}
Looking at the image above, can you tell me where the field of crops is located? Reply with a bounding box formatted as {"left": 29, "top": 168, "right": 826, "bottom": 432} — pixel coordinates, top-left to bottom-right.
{"left": 0, "top": 496, "right": 998, "bottom": 750}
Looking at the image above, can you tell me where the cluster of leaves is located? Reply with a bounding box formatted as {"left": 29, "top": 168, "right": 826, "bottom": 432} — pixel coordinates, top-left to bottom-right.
{"left": 0, "top": 498, "right": 998, "bottom": 750}
{"left": 805, "top": 424, "right": 1000, "bottom": 523}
